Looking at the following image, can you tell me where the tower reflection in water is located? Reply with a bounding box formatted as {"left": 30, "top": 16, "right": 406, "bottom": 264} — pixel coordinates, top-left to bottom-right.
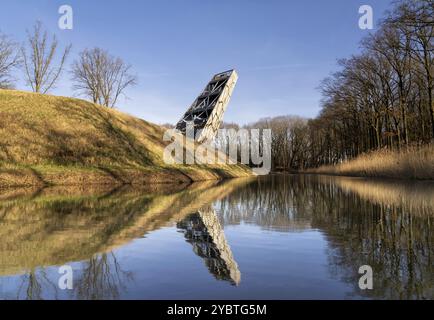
{"left": 177, "top": 205, "right": 241, "bottom": 286}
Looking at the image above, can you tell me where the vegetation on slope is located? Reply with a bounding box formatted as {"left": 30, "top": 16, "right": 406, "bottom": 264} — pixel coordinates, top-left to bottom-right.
{"left": 308, "top": 144, "right": 434, "bottom": 180}
{"left": 0, "top": 89, "right": 252, "bottom": 187}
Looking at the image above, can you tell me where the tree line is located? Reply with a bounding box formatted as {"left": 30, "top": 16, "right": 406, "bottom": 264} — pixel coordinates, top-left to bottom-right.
{"left": 1, "top": 1, "right": 432, "bottom": 172}
{"left": 314, "top": 0, "right": 434, "bottom": 163}
{"left": 0, "top": 21, "right": 136, "bottom": 107}
{"left": 227, "top": 0, "right": 433, "bottom": 172}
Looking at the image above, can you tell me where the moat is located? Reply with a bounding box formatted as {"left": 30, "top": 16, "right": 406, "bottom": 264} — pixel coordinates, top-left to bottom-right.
{"left": 0, "top": 175, "right": 432, "bottom": 299}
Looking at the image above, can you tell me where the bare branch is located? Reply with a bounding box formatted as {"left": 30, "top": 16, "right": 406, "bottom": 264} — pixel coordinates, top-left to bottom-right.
{"left": 71, "top": 48, "right": 137, "bottom": 107}
{"left": 0, "top": 31, "right": 21, "bottom": 89}
{"left": 21, "top": 21, "right": 71, "bottom": 93}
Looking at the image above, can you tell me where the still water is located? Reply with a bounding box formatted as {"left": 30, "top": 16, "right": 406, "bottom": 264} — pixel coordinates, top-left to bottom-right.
{"left": 0, "top": 175, "right": 432, "bottom": 300}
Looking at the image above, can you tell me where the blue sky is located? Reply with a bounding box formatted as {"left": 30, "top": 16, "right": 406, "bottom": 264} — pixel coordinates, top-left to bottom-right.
{"left": 0, "top": 0, "right": 392, "bottom": 125}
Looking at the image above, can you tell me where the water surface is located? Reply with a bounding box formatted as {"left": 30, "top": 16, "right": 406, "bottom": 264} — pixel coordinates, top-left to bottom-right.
{"left": 0, "top": 175, "right": 432, "bottom": 299}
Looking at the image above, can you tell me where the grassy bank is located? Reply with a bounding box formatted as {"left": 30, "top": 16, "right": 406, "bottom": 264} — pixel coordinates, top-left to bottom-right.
{"left": 308, "top": 144, "right": 434, "bottom": 180}
{"left": 0, "top": 89, "right": 252, "bottom": 187}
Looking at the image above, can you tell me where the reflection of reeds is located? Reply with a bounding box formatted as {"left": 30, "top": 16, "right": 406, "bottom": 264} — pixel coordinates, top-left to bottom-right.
{"left": 319, "top": 175, "right": 434, "bottom": 216}
{"left": 309, "top": 144, "right": 434, "bottom": 180}
{"left": 0, "top": 178, "right": 253, "bottom": 277}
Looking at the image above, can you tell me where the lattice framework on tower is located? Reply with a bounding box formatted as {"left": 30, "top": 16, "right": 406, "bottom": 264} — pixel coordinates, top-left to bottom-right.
{"left": 176, "top": 70, "right": 238, "bottom": 143}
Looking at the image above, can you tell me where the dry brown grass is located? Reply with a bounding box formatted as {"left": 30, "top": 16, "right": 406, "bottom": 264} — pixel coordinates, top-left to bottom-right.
{"left": 309, "top": 144, "right": 434, "bottom": 180}
{"left": 0, "top": 89, "right": 252, "bottom": 187}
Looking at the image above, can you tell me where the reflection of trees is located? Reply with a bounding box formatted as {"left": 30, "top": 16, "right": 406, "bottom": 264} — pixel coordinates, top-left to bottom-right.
{"left": 177, "top": 206, "right": 241, "bottom": 285}
{"left": 16, "top": 268, "right": 58, "bottom": 300}
{"left": 217, "top": 175, "right": 434, "bottom": 299}
{"left": 11, "top": 252, "right": 131, "bottom": 300}
{"left": 308, "top": 179, "right": 434, "bottom": 300}
{"left": 217, "top": 176, "right": 314, "bottom": 231}
{"left": 3, "top": 174, "right": 431, "bottom": 299}
{"left": 18, "top": 270, "right": 42, "bottom": 300}
{"left": 73, "top": 252, "right": 133, "bottom": 300}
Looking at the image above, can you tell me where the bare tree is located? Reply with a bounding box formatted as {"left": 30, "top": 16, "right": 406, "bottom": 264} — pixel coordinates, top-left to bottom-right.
{"left": 223, "top": 1, "right": 433, "bottom": 171}
{"left": 390, "top": 0, "right": 434, "bottom": 139}
{"left": 246, "top": 116, "right": 309, "bottom": 171}
{"left": 0, "top": 31, "right": 21, "bottom": 89}
{"left": 71, "top": 48, "right": 137, "bottom": 107}
{"left": 21, "top": 21, "right": 71, "bottom": 93}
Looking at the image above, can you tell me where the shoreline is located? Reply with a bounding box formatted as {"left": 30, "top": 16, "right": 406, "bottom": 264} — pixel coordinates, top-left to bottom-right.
{"left": 271, "top": 171, "right": 434, "bottom": 182}
{"left": 0, "top": 163, "right": 253, "bottom": 188}
{"left": 3, "top": 167, "right": 434, "bottom": 189}
{"left": 273, "top": 144, "right": 434, "bottom": 181}
{"left": 298, "top": 172, "right": 434, "bottom": 182}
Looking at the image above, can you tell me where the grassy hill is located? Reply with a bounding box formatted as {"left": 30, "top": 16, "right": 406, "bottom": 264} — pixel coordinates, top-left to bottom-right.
{"left": 0, "top": 89, "right": 252, "bottom": 187}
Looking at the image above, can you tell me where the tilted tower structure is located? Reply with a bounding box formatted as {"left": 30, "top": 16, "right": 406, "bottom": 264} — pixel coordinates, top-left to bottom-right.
{"left": 176, "top": 70, "right": 238, "bottom": 143}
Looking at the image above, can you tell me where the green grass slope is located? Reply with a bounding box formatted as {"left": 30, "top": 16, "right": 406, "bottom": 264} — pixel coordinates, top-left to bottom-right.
{"left": 0, "top": 89, "right": 252, "bottom": 187}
